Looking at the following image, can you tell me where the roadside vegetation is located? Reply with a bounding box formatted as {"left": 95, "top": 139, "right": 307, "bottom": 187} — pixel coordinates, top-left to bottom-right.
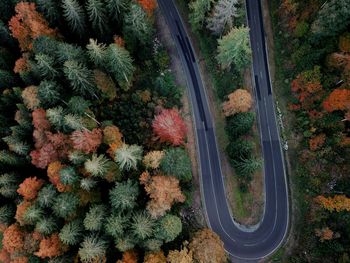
{"left": 269, "top": 0, "right": 350, "bottom": 261}
{"left": 180, "top": 0, "right": 263, "bottom": 220}
{"left": 0, "top": 0, "right": 227, "bottom": 262}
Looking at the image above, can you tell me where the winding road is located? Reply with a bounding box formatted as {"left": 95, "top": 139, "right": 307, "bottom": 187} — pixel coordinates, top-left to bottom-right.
{"left": 157, "top": 0, "right": 289, "bottom": 261}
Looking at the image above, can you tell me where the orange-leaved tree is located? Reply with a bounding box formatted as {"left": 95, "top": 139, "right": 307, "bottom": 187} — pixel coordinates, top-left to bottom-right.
{"left": 138, "top": 0, "right": 157, "bottom": 15}
{"left": 17, "top": 177, "right": 44, "bottom": 200}
{"left": 222, "top": 89, "right": 253, "bottom": 116}
{"left": 143, "top": 251, "right": 166, "bottom": 263}
{"left": 8, "top": 2, "right": 58, "bottom": 51}
{"left": 140, "top": 172, "right": 185, "bottom": 218}
{"left": 189, "top": 229, "right": 226, "bottom": 263}
{"left": 315, "top": 227, "right": 335, "bottom": 242}
{"left": 315, "top": 195, "right": 350, "bottom": 212}
{"left": 117, "top": 250, "right": 138, "bottom": 263}
{"left": 2, "top": 224, "right": 25, "bottom": 254}
{"left": 309, "top": 133, "right": 326, "bottom": 151}
{"left": 323, "top": 89, "right": 350, "bottom": 112}
{"left": 152, "top": 108, "right": 187, "bottom": 146}
{"left": 35, "top": 233, "right": 66, "bottom": 258}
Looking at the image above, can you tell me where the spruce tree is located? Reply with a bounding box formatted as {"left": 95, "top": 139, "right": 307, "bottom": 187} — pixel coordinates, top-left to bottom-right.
{"left": 160, "top": 148, "right": 192, "bottom": 182}
{"left": 37, "top": 184, "right": 57, "bottom": 207}
{"left": 69, "top": 150, "right": 88, "bottom": 165}
{"left": 53, "top": 192, "right": 80, "bottom": 218}
{"left": 86, "top": 0, "right": 110, "bottom": 36}
{"left": 38, "top": 80, "right": 61, "bottom": 107}
{"left": 80, "top": 177, "right": 97, "bottom": 191}
{"left": 225, "top": 112, "right": 255, "bottom": 138}
{"left": 34, "top": 54, "right": 59, "bottom": 79}
{"left": 143, "top": 239, "right": 163, "bottom": 251}
{"left": 123, "top": 3, "right": 152, "bottom": 44}
{"left": 46, "top": 106, "right": 65, "bottom": 130}
{"left": 0, "top": 20, "right": 16, "bottom": 48}
{"left": 233, "top": 157, "right": 262, "bottom": 180}
{"left": 106, "top": 0, "right": 128, "bottom": 21}
{"left": 115, "top": 235, "right": 135, "bottom": 252}
{"left": 63, "top": 113, "right": 84, "bottom": 131}
{"left": 24, "top": 204, "right": 45, "bottom": 225}
{"left": 63, "top": 60, "right": 98, "bottom": 98}
{"left": 59, "top": 219, "right": 84, "bottom": 245}
{"left": 32, "top": 36, "right": 59, "bottom": 56}
{"left": 0, "top": 69, "right": 17, "bottom": 89}
{"left": 35, "top": 216, "right": 58, "bottom": 236}
{"left": 84, "top": 154, "right": 109, "bottom": 177}
{"left": 78, "top": 235, "right": 108, "bottom": 263}
{"left": 0, "top": 204, "right": 16, "bottom": 225}
{"left": 59, "top": 166, "right": 79, "bottom": 185}
{"left": 67, "top": 96, "right": 91, "bottom": 115}
{"left": 0, "top": 150, "right": 24, "bottom": 166}
{"left": 35, "top": 0, "right": 61, "bottom": 25}
{"left": 226, "top": 139, "right": 254, "bottom": 160}
{"left": 86, "top": 39, "right": 107, "bottom": 68}
{"left": 104, "top": 213, "right": 127, "bottom": 238}
{"left": 109, "top": 179, "right": 139, "bottom": 211}
{"left": 154, "top": 214, "right": 182, "bottom": 243}
{"left": 61, "top": 0, "right": 87, "bottom": 37}
{"left": 131, "top": 211, "right": 155, "bottom": 240}
{"left": 83, "top": 204, "right": 107, "bottom": 231}
{"left": 56, "top": 42, "right": 87, "bottom": 64}
{"left": 105, "top": 43, "right": 135, "bottom": 91}
{"left": 114, "top": 144, "right": 142, "bottom": 171}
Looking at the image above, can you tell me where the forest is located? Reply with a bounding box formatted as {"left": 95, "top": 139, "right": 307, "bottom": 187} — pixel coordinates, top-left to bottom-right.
{"left": 270, "top": 0, "right": 350, "bottom": 261}
{"left": 0, "top": 0, "right": 227, "bottom": 262}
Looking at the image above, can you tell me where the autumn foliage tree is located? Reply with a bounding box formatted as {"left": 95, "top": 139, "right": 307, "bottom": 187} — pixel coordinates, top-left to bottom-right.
{"left": 138, "top": 0, "right": 157, "bottom": 15}
{"left": 140, "top": 172, "right": 185, "bottom": 218}
{"left": 323, "top": 89, "right": 350, "bottom": 113}
{"left": 17, "top": 177, "right": 44, "bottom": 200}
{"left": 315, "top": 195, "right": 350, "bottom": 212}
{"left": 222, "top": 89, "right": 252, "bottom": 116}
{"left": 9, "top": 2, "right": 57, "bottom": 51}
{"left": 315, "top": 227, "right": 335, "bottom": 242}
{"left": 152, "top": 108, "right": 187, "bottom": 146}
{"left": 189, "top": 229, "right": 226, "bottom": 263}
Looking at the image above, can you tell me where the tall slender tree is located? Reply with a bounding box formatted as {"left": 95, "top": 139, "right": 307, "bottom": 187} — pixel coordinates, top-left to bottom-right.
{"left": 61, "top": 0, "right": 87, "bottom": 37}
{"left": 86, "top": 0, "right": 110, "bottom": 36}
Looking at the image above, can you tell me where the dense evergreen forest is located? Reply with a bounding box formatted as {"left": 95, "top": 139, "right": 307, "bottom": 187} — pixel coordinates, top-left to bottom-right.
{"left": 0, "top": 0, "right": 227, "bottom": 262}
{"left": 270, "top": 0, "right": 350, "bottom": 261}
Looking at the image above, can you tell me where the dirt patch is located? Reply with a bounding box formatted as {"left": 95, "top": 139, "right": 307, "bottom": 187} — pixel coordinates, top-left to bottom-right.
{"left": 154, "top": 8, "right": 206, "bottom": 228}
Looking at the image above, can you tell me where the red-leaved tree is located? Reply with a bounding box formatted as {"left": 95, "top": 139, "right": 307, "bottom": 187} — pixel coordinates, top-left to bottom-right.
{"left": 71, "top": 128, "right": 102, "bottom": 153}
{"left": 152, "top": 108, "right": 187, "bottom": 146}
{"left": 138, "top": 0, "right": 157, "bottom": 15}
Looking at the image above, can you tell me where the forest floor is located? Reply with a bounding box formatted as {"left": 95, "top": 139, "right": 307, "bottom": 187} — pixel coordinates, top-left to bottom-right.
{"left": 174, "top": 0, "right": 264, "bottom": 226}
{"left": 154, "top": 8, "right": 206, "bottom": 228}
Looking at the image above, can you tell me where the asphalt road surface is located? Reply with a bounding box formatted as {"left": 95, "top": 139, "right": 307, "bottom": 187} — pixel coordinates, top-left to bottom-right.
{"left": 157, "top": 0, "right": 289, "bottom": 261}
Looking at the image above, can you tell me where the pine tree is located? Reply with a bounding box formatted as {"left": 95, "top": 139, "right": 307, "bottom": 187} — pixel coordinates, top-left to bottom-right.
{"left": 131, "top": 211, "right": 155, "bottom": 240}
{"left": 78, "top": 235, "right": 108, "bottom": 263}
{"left": 32, "top": 36, "right": 59, "bottom": 56}
{"left": 34, "top": 54, "right": 59, "bottom": 79}
{"left": 105, "top": 43, "right": 135, "bottom": 91}
{"left": 35, "top": 217, "right": 58, "bottom": 236}
{"left": 86, "top": 0, "right": 110, "bottom": 36}
{"left": 160, "top": 148, "right": 192, "bottom": 182}
{"left": 53, "top": 192, "right": 79, "bottom": 218}
{"left": 63, "top": 60, "right": 98, "bottom": 98}
{"left": 59, "top": 219, "right": 84, "bottom": 245}
{"left": 86, "top": 39, "right": 107, "bottom": 68}
{"left": 114, "top": 144, "right": 143, "bottom": 171}
{"left": 154, "top": 214, "right": 182, "bottom": 243}
{"left": 3, "top": 135, "right": 30, "bottom": 155}
{"left": 84, "top": 154, "right": 110, "bottom": 177}
{"left": 84, "top": 204, "right": 107, "bottom": 231}
{"left": 0, "top": 173, "right": 20, "bottom": 198}
{"left": 206, "top": 0, "right": 239, "bottom": 35}
{"left": 69, "top": 150, "right": 88, "bottom": 165}
{"left": 226, "top": 139, "right": 254, "bottom": 160}
{"left": 80, "top": 177, "right": 97, "bottom": 191}
{"left": 61, "top": 0, "right": 87, "bottom": 37}
{"left": 189, "top": 0, "right": 213, "bottom": 31}
{"left": 123, "top": 3, "right": 152, "bottom": 44}
{"left": 0, "top": 204, "right": 16, "bottom": 225}
{"left": 105, "top": 213, "right": 127, "bottom": 238}
{"left": 37, "top": 184, "right": 57, "bottom": 207}
{"left": 109, "top": 179, "right": 139, "bottom": 211}
{"left": 37, "top": 80, "right": 61, "bottom": 107}
{"left": 0, "top": 150, "right": 24, "bottom": 166}
{"left": 217, "top": 26, "right": 252, "bottom": 71}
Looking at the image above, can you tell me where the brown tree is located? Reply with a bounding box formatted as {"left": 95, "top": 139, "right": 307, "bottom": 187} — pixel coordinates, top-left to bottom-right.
{"left": 167, "top": 245, "right": 193, "bottom": 263}
{"left": 189, "top": 229, "right": 226, "bottom": 263}
{"left": 2, "top": 224, "right": 25, "bottom": 254}
{"left": 35, "top": 233, "right": 66, "bottom": 258}
{"left": 222, "top": 89, "right": 252, "bottom": 116}
{"left": 17, "top": 177, "right": 45, "bottom": 200}
{"left": 143, "top": 251, "right": 166, "bottom": 263}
